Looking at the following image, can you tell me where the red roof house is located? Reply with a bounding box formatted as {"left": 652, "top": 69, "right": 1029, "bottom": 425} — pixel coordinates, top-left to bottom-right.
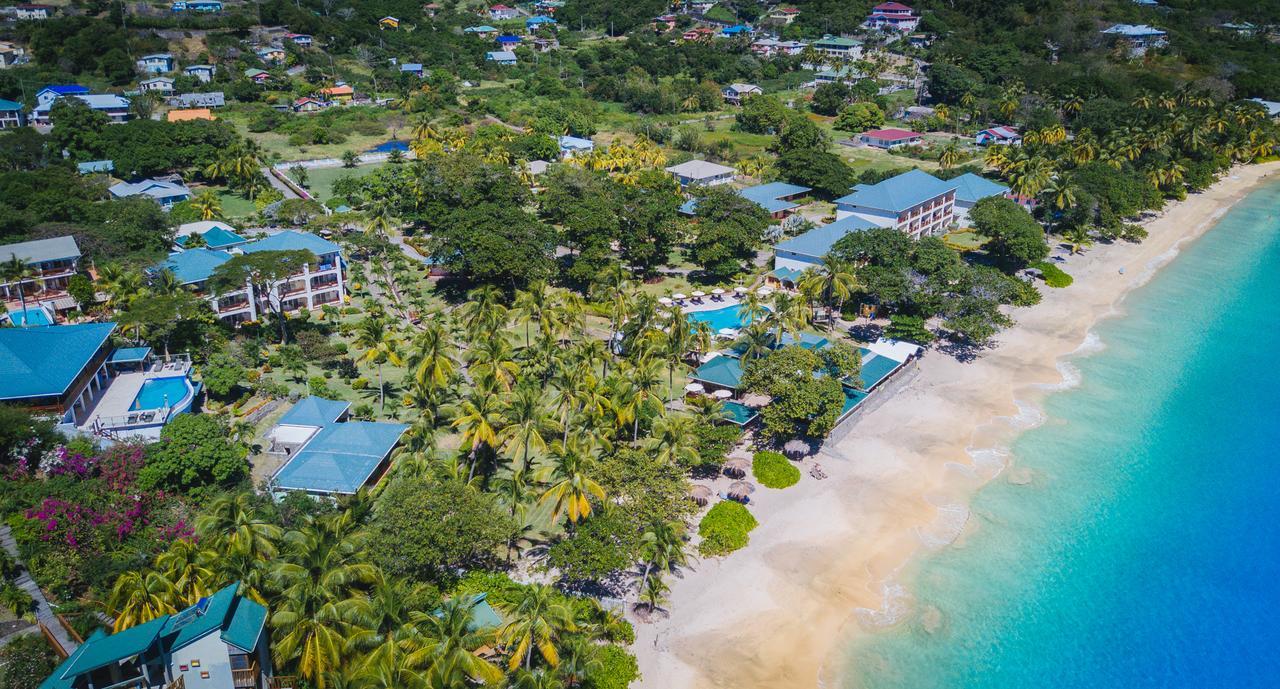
{"left": 858, "top": 128, "right": 924, "bottom": 149}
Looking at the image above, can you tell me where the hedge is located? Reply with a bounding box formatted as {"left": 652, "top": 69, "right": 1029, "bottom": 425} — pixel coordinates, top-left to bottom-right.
{"left": 1031, "top": 261, "right": 1074, "bottom": 288}
{"left": 698, "top": 501, "right": 759, "bottom": 557}
{"left": 753, "top": 451, "right": 800, "bottom": 489}
{"left": 589, "top": 645, "right": 641, "bottom": 689}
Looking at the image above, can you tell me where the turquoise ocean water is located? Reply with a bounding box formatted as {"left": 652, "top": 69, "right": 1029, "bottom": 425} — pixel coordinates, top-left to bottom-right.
{"left": 844, "top": 179, "right": 1280, "bottom": 689}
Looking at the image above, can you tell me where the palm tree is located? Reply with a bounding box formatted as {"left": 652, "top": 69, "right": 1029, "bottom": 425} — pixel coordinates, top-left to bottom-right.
{"left": 937, "top": 140, "right": 962, "bottom": 169}
{"left": 659, "top": 309, "right": 693, "bottom": 402}
{"left": 1062, "top": 225, "right": 1094, "bottom": 255}
{"left": 537, "top": 437, "right": 605, "bottom": 525}
{"left": 735, "top": 321, "right": 773, "bottom": 363}
{"left": 195, "top": 492, "right": 281, "bottom": 560}
{"left": 644, "top": 414, "right": 700, "bottom": 467}
{"left": 280, "top": 344, "right": 308, "bottom": 382}
{"left": 0, "top": 256, "right": 37, "bottom": 324}
{"left": 622, "top": 356, "right": 666, "bottom": 441}
{"left": 467, "top": 336, "right": 520, "bottom": 391}
{"left": 798, "top": 259, "right": 858, "bottom": 326}
{"left": 495, "top": 584, "right": 577, "bottom": 671}
{"left": 107, "top": 570, "right": 178, "bottom": 632}
{"left": 509, "top": 669, "right": 565, "bottom": 689}
{"left": 451, "top": 386, "right": 506, "bottom": 480}
{"left": 351, "top": 641, "right": 426, "bottom": 689}
{"left": 767, "top": 291, "right": 810, "bottom": 344}
{"left": 636, "top": 520, "right": 690, "bottom": 606}
{"left": 499, "top": 385, "right": 555, "bottom": 470}
{"left": 404, "top": 320, "right": 457, "bottom": 391}
{"left": 354, "top": 317, "right": 403, "bottom": 410}
{"left": 407, "top": 596, "right": 504, "bottom": 686}
{"left": 344, "top": 572, "right": 429, "bottom": 657}
{"left": 155, "top": 540, "right": 215, "bottom": 608}
{"left": 191, "top": 190, "right": 223, "bottom": 220}
{"left": 513, "top": 284, "right": 551, "bottom": 349}
{"left": 457, "top": 285, "right": 510, "bottom": 342}
{"left": 270, "top": 519, "right": 377, "bottom": 688}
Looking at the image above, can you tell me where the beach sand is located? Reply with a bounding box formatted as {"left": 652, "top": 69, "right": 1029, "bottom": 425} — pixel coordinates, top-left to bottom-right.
{"left": 631, "top": 162, "right": 1280, "bottom": 689}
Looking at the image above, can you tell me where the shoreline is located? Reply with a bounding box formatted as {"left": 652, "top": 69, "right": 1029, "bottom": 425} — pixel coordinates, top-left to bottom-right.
{"left": 631, "top": 162, "right": 1280, "bottom": 689}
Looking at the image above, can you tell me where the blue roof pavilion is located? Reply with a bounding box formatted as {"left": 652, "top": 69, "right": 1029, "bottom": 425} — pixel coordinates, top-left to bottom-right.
{"left": 0, "top": 323, "right": 116, "bottom": 402}
{"left": 241, "top": 230, "right": 342, "bottom": 257}
{"left": 949, "top": 172, "right": 1009, "bottom": 204}
{"left": 108, "top": 346, "right": 152, "bottom": 364}
{"left": 277, "top": 396, "right": 351, "bottom": 427}
{"left": 158, "top": 248, "right": 232, "bottom": 285}
{"left": 773, "top": 215, "right": 876, "bottom": 262}
{"left": 854, "top": 352, "right": 904, "bottom": 391}
{"left": 691, "top": 356, "right": 744, "bottom": 390}
{"left": 681, "top": 181, "right": 811, "bottom": 216}
{"left": 175, "top": 225, "right": 247, "bottom": 250}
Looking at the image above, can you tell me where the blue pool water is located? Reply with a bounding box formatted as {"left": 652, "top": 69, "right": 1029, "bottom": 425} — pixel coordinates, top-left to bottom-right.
{"left": 8, "top": 307, "right": 52, "bottom": 326}
{"left": 843, "top": 180, "right": 1280, "bottom": 688}
{"left": 688, "top": 305, "right": 765, "bottom": 331}
{"left": 367, "top": 140, "right": 409, "bottom": 153}
{"left": 130, "top": 376, "right": 191, "bottom": 411}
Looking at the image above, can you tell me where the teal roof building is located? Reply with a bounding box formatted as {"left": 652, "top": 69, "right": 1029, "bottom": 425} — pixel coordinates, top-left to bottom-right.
{"left": 41, "top": 582, "right": 275, "bottom": 689}
{"left": 269, "top": 396, "right": 407, "bottom": 496}
{"left": 0, "top": 322, "right": 116, "bottom": 409}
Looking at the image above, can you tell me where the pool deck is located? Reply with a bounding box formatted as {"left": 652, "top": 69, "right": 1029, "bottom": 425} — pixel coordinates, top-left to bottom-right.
{"left": 680, "top": 294, "right": 744, "bottom": 314}
{"left": 77, "top": 361, "right": 193, "bottom": 435}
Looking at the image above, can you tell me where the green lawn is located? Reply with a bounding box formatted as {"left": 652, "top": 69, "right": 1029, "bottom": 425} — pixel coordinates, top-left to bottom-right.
{"left": 214, "top": 188, "right": 258, "bottom": 219}
{"left": 943, "top": 230, "right": 987, "bottom": 250}
{"left": 299, "top": 163, "right": 387, "bottom": 202}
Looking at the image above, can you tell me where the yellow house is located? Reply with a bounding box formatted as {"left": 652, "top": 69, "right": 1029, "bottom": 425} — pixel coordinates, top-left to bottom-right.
{"left": 379, "top": 15, "right": 400, "bottom": 29}
{"left": 320, "top": 84, "right": 354, "bottom": 101}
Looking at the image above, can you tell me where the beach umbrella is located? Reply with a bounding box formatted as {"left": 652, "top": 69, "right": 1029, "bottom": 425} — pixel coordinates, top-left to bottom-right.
{"left": 684, "top": 382, "right": 705, "bottom": 394}
{"left": 711, "top": 288, "right": 725, "bottom": 295}
{"left": 692, "top": 290, "right": 706, "bottom": 297}
{"left": 741, "top": 392, "right": 771, "bottom": 407}
{"left": 689, "top": 485, "right": 712, "bottom": 506}
{"left": 711, "top": 389, "right": 732, "bottom": 400}
{"left": 672, "top": 293, "right": 687, "bottom": 300}
{"left": 727, "top": 480, "right": 756, "bottom": 500}
{"left": 658, "top": 297, "right": 673, "bottom": 305}
{"left": 717, "top": 327, "right": 738, "bottom": 337}
{"left": 723, "top": 458, "right": 750, "bottom": 478}
{"left": 734, "top": 286, "right": 746, "bottom": 293}
{"left": 783, "top": 439, "right": 811, "bottom": 458}
{"left": 757, "top": 287, "right": 773, "bottom": 297}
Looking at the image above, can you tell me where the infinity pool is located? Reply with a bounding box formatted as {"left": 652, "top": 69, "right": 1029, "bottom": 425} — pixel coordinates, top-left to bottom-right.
{"left": 687, "top": 305, "right": 767, "bottom": 331}
{"left": 130, "top": 377, "right": 191, "bottom": 411}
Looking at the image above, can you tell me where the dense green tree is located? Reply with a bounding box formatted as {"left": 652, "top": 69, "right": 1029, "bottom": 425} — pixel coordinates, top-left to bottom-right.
{"left": 367, "top": 478, "right": 514, "bottom": 581}
{"left": 969, "top": 196, "right": 1050, "bottom": 270}
{"left": 687, "top": 186, "right": 770, "bottom": 279}
{"left": 834, "top": 102, "right": 886, "bottom": 133}
{"left": 810, "top": 82, "right": 852, "bottom": 116}
{"left": 139, "top": 415, "right": 249, "bottom": 493}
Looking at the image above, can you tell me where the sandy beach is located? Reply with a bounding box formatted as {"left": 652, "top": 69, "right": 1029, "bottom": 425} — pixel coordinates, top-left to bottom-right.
{"left": 631, "top": 162, "right": 1280, "bottom": 689}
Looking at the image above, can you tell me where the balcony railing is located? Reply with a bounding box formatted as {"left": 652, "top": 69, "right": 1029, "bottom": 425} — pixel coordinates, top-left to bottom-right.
{"left": 231, "top": 661, "right": 258, "bottom": 688}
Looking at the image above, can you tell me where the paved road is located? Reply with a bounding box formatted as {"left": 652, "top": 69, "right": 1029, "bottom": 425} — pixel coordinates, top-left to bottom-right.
{"left": 0, "top": 525, "right": 79, "bottom": 656}
{"left": 262, "top": 167, "right": 301, "bottom": 200}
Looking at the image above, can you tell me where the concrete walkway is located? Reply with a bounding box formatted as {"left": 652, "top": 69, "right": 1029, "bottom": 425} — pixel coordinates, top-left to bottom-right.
{"left": 0, "top": 525, "right": 79, "bottom": 656}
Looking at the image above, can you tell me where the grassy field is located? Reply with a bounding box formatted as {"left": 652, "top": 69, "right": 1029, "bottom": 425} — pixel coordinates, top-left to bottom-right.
{"left": 216, "top": 189, "right": 259, "bottom": 218}
{"left": 299, "top": 163, "right": 388, "bottom": 202}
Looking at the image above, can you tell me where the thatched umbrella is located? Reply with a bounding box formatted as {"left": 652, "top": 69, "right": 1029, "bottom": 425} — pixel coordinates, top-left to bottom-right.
{"left": 783, "top": 439, "right": 812, "bottom": 458}
{"left": 689, "top": 485, "right": 712, "bottom": 506}
{"left": 741, "top": 392, "right": 771, "bottom": 407}
{"left": 727, "top": 480, "right": 755, "bottom": 501}
{"left": 723, "top": 457, "right": 750, "bottom": 478}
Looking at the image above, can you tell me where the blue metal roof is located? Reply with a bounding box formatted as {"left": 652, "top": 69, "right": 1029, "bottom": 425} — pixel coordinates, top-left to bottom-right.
{"left": 526, "top": 15, "right": 556, "bottom": 24}
{"left": 109, "top": 346, "right": 152, "bottom": 363}
{"left": 41, "top": 85, "right": 89, "bottom": 96}
{"left": 174, "top": 226, "right": 246, "bottom": 250}
{"left": 558, "top": 135, "right": 593, "bottom": 150}
{"left": 159, "top": 248, "right": 232, "bottom": 285}
{"left": 949, "top": 172, "right": 1009, "bottom": 204}
{"left": 241, "top": 230, "right": 341, "bottom": 257}
{"left": 465, "top": 25, "right": 498, "bottom": 32}
{"left": 59, "top": 614, "right": 168, "bottom": 679}
{"left": 774, "top": 215, "right": 876, "bottom": 259}
{"left": 0, "top": 323, "right": 116, "bottom": 401}
{"left": 691, "top": 356, "right": 744, "bottom": 389}
{"left": 682, "top": 182, "right": 811, "bottom": 216}
{"left": 773, "top": 266, "right": 804, "bottom": 282}
{"left": 273, "top": 420, "right": 408, "bottom": 494}
{"left": 277, "top": 396, "right": 350, "bottom": 427}
{"left": 834, "top": 169, "right": 957, "bottom": 213}
{"left": 855, "top": 353, "right": 902, "bottom": 391}
{"left": 77, "top": 160, "right": 114, "bottom": 174}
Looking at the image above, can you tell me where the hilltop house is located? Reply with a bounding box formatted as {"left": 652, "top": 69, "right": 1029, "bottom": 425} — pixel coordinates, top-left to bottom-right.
{"left": 1102, "top": 24, "right": 1167, "bottom": 56}
{"left": 721, "top": 24, "right": 752, "bottom": 38}
{"left": 244, "top": 68, "right": 271, "bottom": 84}
{"left": 486, "top": 50, "right": 518, "bottom": 65}
{"left": 267, "top": 397, "right": 408, "bottom": 497}
{"left": 32, "top": 93, "right": 131, "bottom": 125}
{"left": 319, "top": 84, "right": 354, "bottom": 101}
{"left": 496, "top": 34, "right": 521, "bottom": 50}
{"left": 833, "top": 169, "right": 956, "bottom": 238}
{"left": 0, "top": 236, "right": 80, "bottom": 307}
{"left": 812, "top": 35, "right": 862, "bottom": 61}
{"left": 139, "top": 77, "right": 175, "bottom": 94}
{"left": 170, "top": 92, "right": 226, "bottom": 108}
{"left": 286, "top": 33, "right": 313, "bottom": 47}
{"left": 858, "top": 128, "right": 923, "bottom": 149}
{"left": 136, "top": 53, "right": 175, "bottom": 74}
{"left": 109, "top": 178, "right": 192, "bottom": 208}
{"left": 292, "top": 97, "right": 327, "bottom": 112}
{"left": 0, "top": 99, "right": 24, "bottom": 128}
{"left": 465, "top": 25, "right": 499, "bottom": 37}
{"left": 768, "top": 6, "right": 800, "bottom": 24}
{"left": 39, "top": 583, "right": 280, "bottom": 689}
{"left": 0, "top": 41, "right": 27, "bottom": 69}
{"left": 255, "top": 47, "right": 286, "bottom": 64}
{"left": 721, "top": 83, "right": 762, "bottom": 105}
{"left": 750, "top": 38, "right": 806, "bottom": 57}
{"left": 863, "top": 2, "right": 919, "bottom": 32}
{"left": 399, "top": 62, "right": 424, "bottom": 77}
{"left": 13, "top": 3, "right": 54, "bottom": 20}
{"left": 665, "top": 159, "right": 735, "bottom": 188}
{"left": 489, "top": 4, "right": 519, "bottom": 20}
{"left": 682, "top": 27, "right": 716, "bottom": 41}
{"left": 184, "top": 64, "right": 216, "bottom": 83}
{"left": 558, "top": 135, "right": 594, "bottom": 159}
{"left": 0, "top": 323, "right": 116, "bottom": 423}
{"left": 379, "top": 16, "right": 400, "bottom": 29}
{"left": 652, "top": 14, "right": 677, "bottom": 32}
{"left": 166, "top": 108, "right": 215, "bottom": 122}
{"left": 526, "top": 15, "right": 556, "bottom": 31}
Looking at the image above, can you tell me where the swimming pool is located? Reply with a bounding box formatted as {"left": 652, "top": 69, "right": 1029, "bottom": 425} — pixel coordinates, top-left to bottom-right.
{"left": 8, "top": 307, "right": 52, "bottom": 326}
{"left": 130, "top": 377, "right": 192, "bottom": 411}
{"left": 687, "top": 305, "right": 768, "bottom": 331}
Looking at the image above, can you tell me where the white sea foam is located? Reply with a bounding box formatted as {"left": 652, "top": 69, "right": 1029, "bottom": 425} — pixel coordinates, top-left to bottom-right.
{"left": 917, "top": 502, "right": 970, "bottom": 549}
{"left": 966, "top": 446, "right": 1012, "bottom": 477}
{"left": 853, "top": 582, "right": 913, "bottom": 629}
{"left": 1004, "top": 398, "right": 1046, "bottom": 431}
{"left": 1073, "top": 330, "right": 1106, "bottom": 356}
{"left": 1038, "top": 360, "right": 1082, "bottom": 392}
